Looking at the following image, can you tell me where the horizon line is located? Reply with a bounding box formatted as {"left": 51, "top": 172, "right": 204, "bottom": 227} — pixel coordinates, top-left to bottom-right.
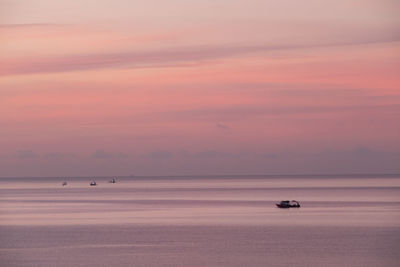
{"left": 1, "top": 173, "right": 399, "bottom": 179}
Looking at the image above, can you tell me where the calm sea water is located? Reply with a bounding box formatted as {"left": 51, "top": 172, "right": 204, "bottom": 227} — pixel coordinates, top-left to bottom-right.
{"left": 0, "top": 175, "right": 399, "bottom": 266}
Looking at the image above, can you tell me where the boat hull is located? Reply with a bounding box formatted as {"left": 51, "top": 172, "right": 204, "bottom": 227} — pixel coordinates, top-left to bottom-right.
{"left": 276, "top": 204, "right": 300, "bottom": 208}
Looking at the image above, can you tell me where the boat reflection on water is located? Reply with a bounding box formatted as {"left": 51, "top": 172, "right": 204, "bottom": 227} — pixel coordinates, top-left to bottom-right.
{"left": 276, "top": 200, "right": 300, "bottom": 208}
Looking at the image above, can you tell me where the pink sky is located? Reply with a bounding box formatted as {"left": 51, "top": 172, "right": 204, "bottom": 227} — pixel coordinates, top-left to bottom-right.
{"left": 0, "top": 0, "right": 399, "bottom": 176}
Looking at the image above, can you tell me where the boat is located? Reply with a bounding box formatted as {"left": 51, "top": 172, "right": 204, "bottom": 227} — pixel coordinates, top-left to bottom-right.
{"left": 109, "top": 178, "right": 116, "bottom": 183}
{"left": 276, "top": 200, "right": 300, "bottom": 208}
{"left": 62, "top": 181, "right": 67, "bottom": 186}
{"left": 90, "top": 181, "right": 97, "bottom": 186}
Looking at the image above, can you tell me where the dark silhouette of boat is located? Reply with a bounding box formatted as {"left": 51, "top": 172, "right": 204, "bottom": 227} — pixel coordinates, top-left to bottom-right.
{"left": 109, "top": 178, "right": 116, "bottom": 183}
{"left": 90, "top": 181, "right": 97, "bottom": 186}
{"left": 62, "top": 181, "right": 67, "bottom": 186}
{"left": 276, "top": 200, "right": 300, "bottom": 208}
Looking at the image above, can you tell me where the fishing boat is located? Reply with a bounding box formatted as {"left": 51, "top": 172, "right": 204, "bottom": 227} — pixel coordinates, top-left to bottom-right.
{"left": 276, "top": 200, "right": 300, "bottom": 208}
{"left": 109, "top": 178, "right": 116, "bottom": 183}
{"left": 62, "top": 181, "right": 67, "bottom": 186}
{"left": 90, "top": 181, "right": 97, "bottom": 186}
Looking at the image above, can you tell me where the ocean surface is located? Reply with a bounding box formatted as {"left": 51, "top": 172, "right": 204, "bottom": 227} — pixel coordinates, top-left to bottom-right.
{"left": 0, "top": 174, "right": 399, "bottom": 267}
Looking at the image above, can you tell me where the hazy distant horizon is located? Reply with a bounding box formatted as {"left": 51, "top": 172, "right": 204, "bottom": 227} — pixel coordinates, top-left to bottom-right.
{"left": 1, "top": 172, "right": 399, "bottom": 180}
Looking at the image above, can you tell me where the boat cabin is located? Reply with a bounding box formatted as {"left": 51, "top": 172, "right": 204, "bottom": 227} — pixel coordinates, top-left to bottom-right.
{"left": 276, "top": 200, "right": 300, "bottom": 208}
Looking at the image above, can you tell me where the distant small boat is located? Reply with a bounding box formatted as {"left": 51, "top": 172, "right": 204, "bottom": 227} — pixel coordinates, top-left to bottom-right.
{"left": 90, "top": 181, "right": 97, "bottom": 186}
{"left": 62, "top": 182, "right": 67, "bottom": 186}
{"left": 109, "top": 178, "right": 116, "bottom": 183}
{"left": 276, "top": 200, "right": 300, "bottom": 208}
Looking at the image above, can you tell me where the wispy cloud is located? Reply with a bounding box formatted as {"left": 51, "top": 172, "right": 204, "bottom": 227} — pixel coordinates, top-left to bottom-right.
{"left": 150, "top": 104, "right": 400, "bottom": 122}
{"left": 216, "top": 123, "right": 230, "bottom": 130}
{"left": 2, "top": 33, "right": 399, "bottom": 76}
{"left": 0, "top": 23, "right": 68, "bottom": 29}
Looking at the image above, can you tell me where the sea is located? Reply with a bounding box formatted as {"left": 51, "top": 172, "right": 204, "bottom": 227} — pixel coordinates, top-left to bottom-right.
{"left": 0, "top": 174, "right": 399, "bottom": 267}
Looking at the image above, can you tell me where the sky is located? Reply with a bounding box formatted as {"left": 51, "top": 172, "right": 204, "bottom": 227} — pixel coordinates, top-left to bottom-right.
{"left": 0, "top": 0, "right": 399, "bottom": 177}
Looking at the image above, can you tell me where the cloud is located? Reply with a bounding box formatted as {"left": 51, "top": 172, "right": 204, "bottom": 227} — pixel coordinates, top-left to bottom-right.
{"left": 257, "top": 153, "right": 278, "bottom": 159}
{"left": 315, "top": 147, "right": 400, "bottom": 159}
{"left": 216, "top": 123, "right": 230, "bottom": 130}
{"left": 2, "top": 31, "right": 399, "bottom": 76}
{"left": 92, "top": 150, "right": 128, "bottom": 159}
{"left": 0, "top": 44, "right": 274, "bottom": 76}
{"left": 0, "top": 23, "right": 68, "bottom": 29}
{"left": 142, "top": 150, "right": 246, "bottom": 160}
{"left": 15, "top": 150, "right": 75, "bottom": 160}
{"left": 152, "top": 104, "right": 400, "bottom": 122}
{"left": 194, "top": 150, "right": 245, "bottom": 159}
{"left": 16, "top": 150, "right": 38, "bottom": 159}
{"left": 145, "top": 150, "right": 173, "bottom": 160}
{"left": 43, "top": 152, "right": 75, "bottom": 160}
{"left": 309, "top": 147, "right": 400, "bottom": 173}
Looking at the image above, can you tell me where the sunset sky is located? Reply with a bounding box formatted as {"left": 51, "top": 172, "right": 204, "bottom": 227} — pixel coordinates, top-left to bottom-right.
{"left": 0, "top": 0, "right": 399, "bottom": 177}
